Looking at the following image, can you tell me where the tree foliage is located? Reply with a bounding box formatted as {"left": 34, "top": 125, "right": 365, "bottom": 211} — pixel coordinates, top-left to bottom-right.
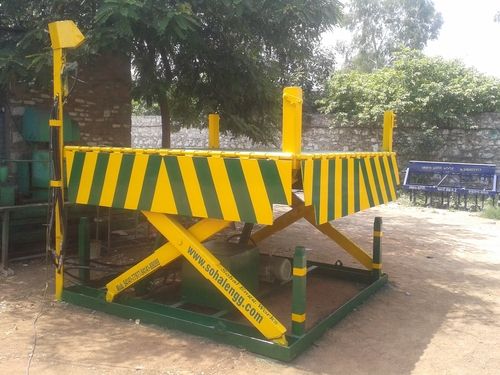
{"left": 340, "top": 0, "right": 443, "bottom": 71}
{"left": 318, "top": 50, "right": 500, "bottom": 157}
{"left": 0, "top": 0, "right": 100, "bottom": 87}
{"left": 320, "top": 49, "right": 500, "bottom": 127}
{"left": 0, "top": 0, "right": 342, "bottom": 146}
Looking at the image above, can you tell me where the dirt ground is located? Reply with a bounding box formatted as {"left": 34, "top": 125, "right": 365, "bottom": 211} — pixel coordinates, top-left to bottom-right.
{"left": 1, "top": 203, "right": 499, "bottom": 375}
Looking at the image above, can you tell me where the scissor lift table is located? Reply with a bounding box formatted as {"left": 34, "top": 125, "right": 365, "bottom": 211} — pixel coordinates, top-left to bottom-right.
{"left": 47, "top": 21, "right": 400, "bottom": 361}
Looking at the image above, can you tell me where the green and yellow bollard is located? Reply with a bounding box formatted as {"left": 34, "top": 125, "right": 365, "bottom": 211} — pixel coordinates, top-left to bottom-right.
{"left": 291, "top": 246, "right": 307, "bottom": 336}
{"left": 372, "top": 217, "right": 382, "bottom": 280}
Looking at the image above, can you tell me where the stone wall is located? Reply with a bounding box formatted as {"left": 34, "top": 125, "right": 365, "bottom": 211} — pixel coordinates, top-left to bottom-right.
{"left": 4, "top": 53, "right": 131, "bottom": 161}
{"left": 132, "top": 116, "right": 269, "bottom": 150}
{"left": 132, "top": 113, "right": 500, "bottom": 170}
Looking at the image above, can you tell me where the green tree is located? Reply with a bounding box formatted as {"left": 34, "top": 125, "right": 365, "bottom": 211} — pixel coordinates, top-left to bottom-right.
{"left": 341, "top": 0, "right": 443, "bottom": 72}
{"left": 0, "top": 0, "right": 101, "bottom": 87}
{"left": 0, "top": 0, "right": 343, "bottom": 147}
{"left": 318, "top": 49, "right": 500, "bottom": 156}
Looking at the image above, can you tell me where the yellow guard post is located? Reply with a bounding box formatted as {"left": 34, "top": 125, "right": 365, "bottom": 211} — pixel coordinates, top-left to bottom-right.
{"left": 48, "top": 20, "right": 84, "bottom": 300}
{"left": 208, "top": 114, "right": 220, "bottom": 149}
{"left": 382, "top": 110, "right": 396, "bottom": 152}
{"left": 282, "top": 86, "right": 302, "bottom": 170}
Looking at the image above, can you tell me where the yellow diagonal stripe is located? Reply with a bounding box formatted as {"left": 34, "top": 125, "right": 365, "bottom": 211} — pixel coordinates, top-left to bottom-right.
{"left": 364, "top": 157, "right": 380, "bottom": 206}
{"left": 65, "top": 150, "right": 75, "bottom": 185}
{"left": 373, "top": 157, "right": 389, "bottom": 203}
{"left": 348, "top": 157, "right": 355, "bottom": 215}
{"left": 124, "top": 153, "right": 149, "bottom": 209}
{"left": 208, "top": 157, "right": 240, "bottom": 221}
{"left": 391, "top": 154, "right": 400, "bottom": 184}
{"left": 178, "top": 156, "right": 207, "bottom": 218}
{"left": 302, "top": 159, "right": 313, "bottom": 205}
{"left": 151, "top": 158, "right": 177, "bottom": 213}
{"left": 76, "top": 151, "right": 98, "bottom": 204}
{"left": 319, "top": 158, "right": 329, "bottom": 224}
{"left": 241, "top": 159, "right": 273, "bottom": 224}
{"left": 334, "top": 157, "right": 342, "bottom": 219}
{"left": 99, "top": 152, "right": 123, "bottom": 207}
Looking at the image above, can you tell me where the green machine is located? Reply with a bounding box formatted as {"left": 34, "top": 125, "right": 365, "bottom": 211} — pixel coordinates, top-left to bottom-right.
{"left": 17, "top": 107, "right": 79, "bottom": 202}
{"left": 182, "top": 241, "right": 260, "bottom": 310}
{"left": 0, "top": 107, "right": 81, "bottom": 269}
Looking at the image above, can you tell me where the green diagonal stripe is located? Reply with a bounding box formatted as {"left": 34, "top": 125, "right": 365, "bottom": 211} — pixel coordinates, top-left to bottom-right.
{"left": 327, "top": 159, "right": 335, "bottom": 221}
{"left": 341, "top": 158, "right": 348, "bottom": 217}
{"left": 138, "top": 155, "right": 162, "bottom": 210}
{"left": 224, "top": 158, "right": 256, "bottom": 223}
{"left": 369, "top": 157, "right": 385, "bottom": 204}
{"left": 359, "top": 158, "right": 375, "bottom": 207}
{"left": 193, "top": 157, "right": 223, "bottom": 219}
{"left": 379, "top": 156, "right": 393, "bottom": 201}
{"left": 112, "top": 153, "right": 135, "bottom": 208}
{"left": 258, "top": 160, "right": 287, "bottom": 204}
{"left": 312, "top": 159, "right": 321, "bottom": 223}
{"left": 68, "top": 152, "right": 85, "bottom": 203}
{"left": 354, "top": 158, "right": 360, "bottom": 212}
{"left": 163, "top": 156, "right": 191, "bottom": 217}
{"left": 87, "top": 153, "right": 110, "bottom": 206}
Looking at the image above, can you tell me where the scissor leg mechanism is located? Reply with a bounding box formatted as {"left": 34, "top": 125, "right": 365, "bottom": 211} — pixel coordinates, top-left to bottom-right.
{"left": 105, "top": 217, "right": 231, "bottom": 302}
{"left": 252, "top": 193, "right": 375, "bottom": 270}
{"left": 141, "top": 212, "right": 287, "bottom": 345}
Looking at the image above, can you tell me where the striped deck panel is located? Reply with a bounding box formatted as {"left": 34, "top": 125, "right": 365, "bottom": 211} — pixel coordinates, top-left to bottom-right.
{"left": 300, "top": 153, "right": 400, "bottom": 224}
{"left": 65, "top": 148, "right": 292, "bottom": 225}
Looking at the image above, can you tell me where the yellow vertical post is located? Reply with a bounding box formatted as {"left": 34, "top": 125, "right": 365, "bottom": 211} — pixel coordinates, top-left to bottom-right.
{"left": 382, "top": 110, "right": 396, "bottom": 152}
{"left": 51, "top": 47, "right": 65, "bottom": 300}
{"left": 48, "top": 21, "right": 85, "bottom": 300}
{"left": 282, "top": 87, "right": 303, "bottom": 166}
{"left": 208, "top": 113, "right": 220, "bottom": 149}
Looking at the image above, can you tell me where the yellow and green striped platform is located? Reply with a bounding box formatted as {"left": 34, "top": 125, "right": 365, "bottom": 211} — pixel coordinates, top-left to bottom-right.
{"left": 65, "top": 146, "right": 399, "bottom": 225}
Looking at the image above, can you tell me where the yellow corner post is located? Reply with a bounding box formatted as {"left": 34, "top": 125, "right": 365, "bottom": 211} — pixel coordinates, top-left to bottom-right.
{"left": 48, "top": 20, "right": 85, "bottom": 300}
{"left": 281, "top": 87, "right": 303, "bottom": 167}
{"left": 382, "top": 110, "right": 396, "bottom": 152}
{"left": 208, "top": 114, "right": 220, "bottom": 149}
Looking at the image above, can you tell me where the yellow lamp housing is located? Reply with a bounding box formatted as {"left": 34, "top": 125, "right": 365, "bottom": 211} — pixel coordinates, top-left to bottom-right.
{"left": 48, "top": 20, "right": 85, "bottom": 50}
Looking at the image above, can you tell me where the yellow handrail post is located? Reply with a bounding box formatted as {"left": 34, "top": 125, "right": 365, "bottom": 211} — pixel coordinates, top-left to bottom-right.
{"left": 208, "top": 113, "right": 220, "bottom": 149}
{"left": 382, "top": 110, "right": 396, "bottom": 152}
{"left": 48, "top": 20, "right": 84, "bottom": 300}
{"left": 282, "top": 87, "right": 303, "bottom": 168}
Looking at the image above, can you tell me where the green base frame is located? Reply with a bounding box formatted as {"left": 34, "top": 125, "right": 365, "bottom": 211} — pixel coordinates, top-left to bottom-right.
{"left": 62, "top": 263, "right": 387, "bottom": 362}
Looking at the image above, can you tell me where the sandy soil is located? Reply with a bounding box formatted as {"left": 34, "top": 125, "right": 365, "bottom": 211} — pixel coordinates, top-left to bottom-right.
{"left": 1, "top": 203, "right": 499, "bottom": 375}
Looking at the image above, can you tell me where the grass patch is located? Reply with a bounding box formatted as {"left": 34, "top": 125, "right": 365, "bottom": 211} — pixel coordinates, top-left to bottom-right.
{"left": 480, "top": 204, "right": 500, "bottom": 220}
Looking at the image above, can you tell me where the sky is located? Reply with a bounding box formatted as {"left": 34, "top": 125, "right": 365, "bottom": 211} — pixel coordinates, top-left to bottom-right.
{"left": 323, "top": 0, "right": 500, "bottom": 78}
{"left": 425, "top": 0, "right": 500, "bottom": 78}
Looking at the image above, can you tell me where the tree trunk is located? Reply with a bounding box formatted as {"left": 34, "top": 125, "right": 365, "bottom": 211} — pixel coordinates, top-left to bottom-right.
{"left": 158, "top": 93, "right": 171, "bottom": 148}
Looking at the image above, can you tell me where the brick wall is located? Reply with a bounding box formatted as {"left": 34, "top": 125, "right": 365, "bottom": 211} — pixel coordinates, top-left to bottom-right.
{"left": 4, "top": 52, "right": 131, "bottom": 161}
